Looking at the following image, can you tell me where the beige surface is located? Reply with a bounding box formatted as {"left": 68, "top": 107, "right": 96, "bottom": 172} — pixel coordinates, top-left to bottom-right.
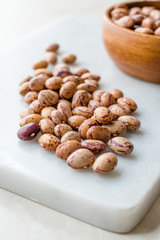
{"left": 0, "top": 0, "right": 159, "bottom": 239}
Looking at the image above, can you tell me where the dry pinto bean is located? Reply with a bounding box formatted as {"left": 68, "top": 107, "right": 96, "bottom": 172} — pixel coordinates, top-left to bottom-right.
{"left": 45, "top": 77, "right": 63, "bottom": 90}
{"left": 56, "top": 69, "right": 72, "bottom": 78}
{"left": 39, "top": 119, "right": 55, "bottom": 134}
{"left": 88, "top": 100, "right": 101, "bottom": 111}
{"left": 63, "top": 75, "right": 84, "bottom": 85}
{"left": 150, "top": 10, "right": 160, "bottom": 20}
{"left": 19, "top": 76, "right": 32, "bottom": 86}
{"left": 81, "top": 73, "right": 100, "bottom": 81}
{"left": 56, "top": 140, "right": 81, "bottom": 160}
{"left": 81, "top": 139, "right": 106, "bottom": 154}
{"left": 73, "top": 68, "right": 89, "bottom": 76}
{"left": 103, "top": 120, "right": 127, "bottom": 136}
{"left": 129, "top": 7, "right": 141, "bottom": 16}
{"left": 59, "top": 81, "right": 77, "bottom": 99}
{"left": 32, "top": 60, "right": 48, "bottom": 70}
{"left": 84, "top": 79, "right": 98, "bottom": 87}
{"left": 29, "top": 100, "right": 44, "bottom": 113}
{"left": 34, "top": 68, "right": 53, "bottom": 77}
{"left": 109, "top": 104, "right": 131, "bottom": 119}
{"left": 135, "top": 27, "right": 153, "bottom": 34}
{"left": 45, "top": 43, "right": 59, "bottom": 52}
{"left": 67, "top": 149, "right": 95, "bottom": 169}
{"left": 54, "top": 63, "right": 69, "bottom": 75}
{"left": 54, "top": 124, "right": 72, "bottom": 138}
{"left": 45, "top": 52, "right": 57, "bottom": 64}
{"left": 51, "top": 110, "right": 66, "bottom": 125}
{"left": 78, "top": 118, "right": 99, "bottom": 139}
{"left": 24, "top": 91, "right": 38, "bottom": 104}
{"left": 19, "top": 108, "right": 34, "bottom": 118}
{"left": 19, "top": 82, "right": 30, "bottom": 96}
{"left": 111, "top": 8, "right": 128, "bottom": 20}
{"left": 41, "top": 106, "right": 56, "bottom": 119}
{"left": 77, "top": 83, "right": 97, "bottom": 93}
{"left": 142, "top": 17, "right": 154, "bottom": 29}
{"left": 141, "top": 6, "right": 155, "bottom": 16}
{"left": 118, "top": 116, "right": 141, "bottom": 130}
{"left": 57, "top": 102, "right": 72, "bottom": 121}
{"left": 72, "top": 90, "right": 90, "bottom": 108}
{"left": 39, "top": 134, "right": 60, "bottom": 151}
{"left": 132, "top": 14, "right": 145, "bottom": 25}
{"left": 20, "top": 114, "right": 42, "bottom": 126}
{"left": 86, "top": 126, "right": 111, "bottom": 142}
{"left": 17, "top": 123, "right": 40, "bottom": 141}
{"left": 94, "top": 107, "right": 113, "bottom": 124}
{"left": 108, "top": 89, "right": 123, "bottom": 99}
{"left": 115, "top": 16, "right": 134, "bottom": 28}
{"left": 117, "top": 97, "right": 137, "bottom": 112}
{"left": 92, "top": 90, "right": 105, "bottom": 101}
{"left": 68, "top": 115, "right": 86, "bottom": 129}
{"left": 93, "top": 152, "right": 118, "bottom": 173}
{"left": 29, "top": 76, "right": 46, "bottom": 91}
{"left": 101, "top": 93, "right": 115, "bottom": 107}
{"left": 38, "top": 90, "right": 59, "bottom": 106}
{"left": 72, "top": 107, "right": 93, "bottom": 119}
{"left": 61, "top": 131, "right": 81, "bottom": 143}
{"left": 58, "top": 99, "right": 72, "bottom": 109}
{"left": 62, "top": 54, "right": 76, "bottom": 64}
{"left": 108, "top": 137, "right": 134, "bottom": 155}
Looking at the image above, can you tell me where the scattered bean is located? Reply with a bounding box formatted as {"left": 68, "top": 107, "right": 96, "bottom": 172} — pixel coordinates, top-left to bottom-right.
{"left": 45, "top": 52, "right": 57, "bottom": 64}
{"left": 45, "top": 43, "right": 59, "bottom": 52}
{"left": 24, "top": 91, "right": 38, "bottom": 104}
{"left": 17, "top": 122, "right": 40, "bottom": 141}
{"left": 78, "top": 118, "right": 99, "bottom": 139}
{"left": 39, "top": 119, "right": 55, "bottom": 134}
{"left": 45, "top": 77, "right": 63, "bottom": 90}
{"left": 51, "top": 110, "right": 66, "bottom": 125}
{"left": 93, "top": 152, "right": 118, "bottom": 173}
{"left": 59, "top": 81, "right": 77, "bottom": 99}
{"left": 72, "top": 90, "right": 90, "bottom": 108}
{"left": 109, "top": 104, "right": 131, "bottom": 118}
{"left": 19, "top": 82, "right": 30, "bottom": 96}
{"left": 68, "top": 115, "right": 86, "bottom": 129}
{"left": 56, "top": 140, "right": 81, "bottom": 160}
{"left": 38, "top": 90, "right": 59, "bottom": 106}
{"left": 118, "top": 115, "right": 141, "bottom": 130}
{"left": 72, "top": 106, "right": 93, "bottom": 119}
{"left": 32, "top": 60, "right": 48, "bottom": 70}
{"left": 81, "top": 139, "right": 106, "bottom": 153}
{"left": 20, "top": 114, "right": 42, "bottom": 126}
{"left": 57, "top": 102, "right": 72, "bottom": 121}
{"left": 117, "top": 97, "right": 137, "bottom": 112}
{"left": 86, "top": 126, "right": 111, "bottom": 142}
{"left": 88, "top": 100, "right": 101, "bottom": 111}
{"left": 94, "top": 107, "right": 113, "bottom": 124}
{"left": 108, "top": 137, "right": 134, "bottom": 155}
{"left": 101, "top": 92, "right": 115, "bottom": 107}
{"left": 29, "top": 99, "right": 44, "bottom": 113}
{"left": 54, "top": 124, "right": 73, "bottom": 138}
{"left": 103, "top": 120, "right": 127, "bottom": 136}
{"left": 108, "top": 89, "right": 123, "bottom": 99}
{"left": 39, "top": 134, "right": 60, "bottom": 151}
{"left": 61, "top": 131, "right": 81, "bottom": 143}
{"left": 62, "top": 54, "right": 76, "bottom": 64}
{"left": 41, "top": 106, "right": 56, "bottom": 119}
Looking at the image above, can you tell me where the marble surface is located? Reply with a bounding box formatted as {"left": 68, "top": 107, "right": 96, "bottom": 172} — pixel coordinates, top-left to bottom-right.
{"left": 0, "top": 0, "right": 160, "bottom": 239}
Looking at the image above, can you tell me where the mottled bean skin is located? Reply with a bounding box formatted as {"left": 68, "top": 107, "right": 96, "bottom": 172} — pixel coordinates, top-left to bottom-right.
{"left": 58, "top": 99, "right": 72, "bottom": 109}
{"left": 115, "top": 16, "right": 134, "bottom": 28}
{"left": 62, "top": 54, "right": 76, "bottom": 64}
{"left": 38, "top": 90, "right": 59, "bottom": 106}
{"left": 101, "top": 93, "right": 115, "bottom": 107}
{"left": 108, "top": 137, "right": 134, "bottom": 155}
{"left": 41, "top": 106, "right": 56, "bottom": 119}
{"left": 34, "top": 68, "right": 53, "bottom": 77}
{"left": 81, "top": 73, "right": 100, "bottom": 81}
{"left": 45, "top": 43, "right": 59, "bottom": 52}
{"left": 86, "top": 126, "right": 111, "bottom": 142}
{"left": 29, "top": 100, "right": 44, "bottom": 113}
{"left": 94, "top": 107, "right": 113, "bottom": 124}
{"left": 109, "top": 104, "right": 131, "bottom": 119}
{"left": 63, "top": 75, "right": 84, "bottom": 85}
{"left": 24, "top": 91, "right": 38, "bottom": 104}
{"left": 29, "top": 76, "right": 46, "bottom": 91}
{"left": 77, "top": 83, "right": 97, "bottom": 93}
{"left": 118, "top": 116, "right": 141, "bottom": 130}
{"left": 67, "top": 149, "right": 95, "bottom": 169}
{"left": 39, "top": 134, "right": 60, "bottom": 151}
{"left": 72, "top": 68, "right": 89, "bottom": 76}
{"left": 19, "top": 108, "right": 34, "bottom": 118}
{"left": 93, "top": 153, "right": 118, "bottom": 173}
{"left": 61, "top": 131, "right": 81, "bottom": 143}
{"left": 111, "top": 8, "right": 128, "bottom": 20}
{"left": 72, "top": 106, "right": 93, "bottom": 119}
{"left": 78, "top": 118, "right": 98, "bottom": 139}
{"left": 20, "top": 114, "right": 42, "bottom": 126}
{"left": 57, "top": 102, "right": 72, "bottom": 121}
{"left": 117, "top": 97, "right": 137, "bottom": 112}
{"left": 103, "top": 121, "right": 127, "bottom": 136}
{"left": 59, "top": 81, "right": 77, "bottom": 99}
{"left": 84, "top": 79, "right": 98, "bottom": 87}
{"left": 17, "top": 123, "right": 40, "bottom": 141}
{"left": 81, "top": 140, "right": 106, "bottom": 153}
{"left": 92, "top": 90, "right": 105, "bottom": 101}
{"left": 45, "top": 77, "right": 63, "bottom": 90}
{"left": 108, "top": 89, "right": 123, "bottom": 99}
{"left": 32, "top": 60, "right": 48, "bottom": 70}
{"left": 39, "top": 119, "right": 55, "bottom": 134}
{"left": 51, "top": 110, "right": 66, "bottom": 125}
{"left": 54, "top": 124, "right": 73, "bottom": 138}
{"left": 56, "top": 140, "right": 81, "bottom": 160}
{"left": 72, "top": 90, "right": 90, "bottom": 108}
{"left": 88, "top": 100, "right": 101, "bottom": 111}
{"left": 68, "top": 115, "right": 86, "bottom": 129}
{"left": 19, "top": 82, "right": 30, "bottom": 96}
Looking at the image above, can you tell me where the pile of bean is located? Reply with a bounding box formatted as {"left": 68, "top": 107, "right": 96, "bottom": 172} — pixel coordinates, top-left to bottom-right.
{"left": 110, "top": 3, "right": 160, "bottom": 36}
{"left": 17, "top": 43, "right": 141, "bottom": 173}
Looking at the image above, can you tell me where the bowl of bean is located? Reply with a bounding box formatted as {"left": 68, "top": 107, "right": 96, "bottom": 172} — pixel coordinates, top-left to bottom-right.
{"left": 103, "top": 1, "right": 160, "bottom": 83}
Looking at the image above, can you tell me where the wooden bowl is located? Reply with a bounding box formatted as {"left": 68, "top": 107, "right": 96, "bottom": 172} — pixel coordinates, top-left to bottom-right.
{"left": 103, "top": 1, "right": 160, "bottom": 83}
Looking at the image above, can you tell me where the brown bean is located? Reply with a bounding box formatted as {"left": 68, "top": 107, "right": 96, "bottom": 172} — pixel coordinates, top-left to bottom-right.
{"left": 57, "top": 102, "right": 72, "bottom": 121}
{"left": 39, "top": 119, "right": 55, "bottom": 134}
{"left": 38, "top": 90, "right": 59, "bottom": 106}
{"left": 62, "top": 54, "right": 76, "bottom": 64}
{"left": 86, "top": 126, "right": 111, "bottom": 142}
{"left": 58, "top": 99, "right": 72, "bottom": 109}
{"left": 61, "top": 131, "right": 81, "bottom": 143}
{"left": 29, "top": 76, "right": 46, "bottom": 91}
{"left": 141, "top": 6, "right": 155, "bottom": 16}
{"left": 84, "top": 79, "right": 98, "bottom": 87}
{"left": 72, "top": 107, "right": 93, "bottom": 119}
{"left": 45, "top": 52, "right": 57, "bottom": 64}
{"left": 111, "top": 8, "right": 128, "bottom": 20}
{"left": 88, "top": 100, "right": 101, "bottom": 111}
{"left": 135, "top": 27, "right": 153, "bottom": 34}
{"left": 34, "top": 68, "right": 53, "bottom": 77}
{"left": 51, "top": 110, "right": 66, "bottom": 125}
{"left": 19, "top": 76, "right": 32, "bottom": 86}
{"left": 117, "top": 97, "right": 137, "bottom": 112}
{"left": 72, "top": 90, "right": 90, "bottom": 108}
{"left": 115, "top": 16, "right": 134, "bottom": 28}
{"left": 29, "top": 100, "right": 44, "bottom": 113}
{"left": 24, "top": 91, "right": 38, "bottom": 104}
{"left": 19, "top": 82, "right": 30, "bottom": 96}
{"left": 109, "top": 104, "right": 131, "bottom": 119}
{"left": 93, "top": 153, "right": 118, "bottom": 173}
{"left": 132, "top": 14, "right": 145, "bottom": 25}
{"left": 142, "top": 17, "right": 154, "bottom": 29}
{"left": 19, "top": 108, "right": 34, "bottom": 118}
{"left": 41, "top": 106, "right": 56, "bottom": 119}
{"left": 32, "top": 60, "right": 48, "bottom": 70}
{"left": 54, "top": 124, "right": 73, "bottom": 138}
{"left": 45, "top": 43, "right": 59, "bottom": 52}
{"left": 108, "top": 89, "right": 123, "bottom": 99}
{"left": 39, "top": 134, "right": 60, "bottom": 151}
{"left": 17, "top": 123, "right": 40, "bottom": 141}
{"left": 77, "top": 83, "right": 97, "bottom": 93}
{"left": 56, "top": 140, "right": 81, "bottom": 160}
{"left": 59, "top": 81, "right": 77, "bottom": 99}
{"left": 81, "top": 73, "right": 100, "bottom": 81}
{"left": 103, "top": 120, "right": 127, "bottom": 136}
{"left": 78, "top": 118, "right": 99, "bottom": 139}
{"left": 68, "top": 115, "right": 86, "bottom": 129}
{"left": 150, "top": 9, "right": 160, "bottom": 20}
{"left": 129, "top": 7, "right": 141, "bottom": 16}
{"left": 81, "top": 139, "right": 106, "bottom": 154}
{"left": 20, "top": 114, "right": 42, "bottom": 126}
{"left": 54, "top": 63, "right": 69, "bottom": 74}
{"left": 73, "top": 68, "right": 89, "bottom": 76}
{"left": 92, "top": 90, "right": 105, "bottom": 101}
{"left": 118, "top": 116, "right": 141, "bottom": 130}
{"left": 63, "top": 75, "right": 84, "bottom": 85}
{"left": 101, "top": 93, "right": 115, "bottom": 107}
{"left": 108, "top": 137, "right": 134, "bottom": 155}
{"left": 45, "top": 77, "right": 63, "bottom": 90}
{"left": 67, "top": 149, "right": 95, "bottom": 169}
{"left": 94, "top": 107, "right": 113, "bottom": 124}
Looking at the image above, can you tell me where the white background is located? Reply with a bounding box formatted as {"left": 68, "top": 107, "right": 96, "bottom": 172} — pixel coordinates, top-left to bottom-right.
{"left": 0, "top": 0, "right": 159, "bottom": 239}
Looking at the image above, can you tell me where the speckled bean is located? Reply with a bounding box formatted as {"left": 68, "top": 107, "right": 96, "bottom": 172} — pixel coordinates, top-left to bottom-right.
{"left": 59, "top": 81, "right": 77, "bottom": 99}
{"left": 81, "top": 139, "right": 106, "bottom": 153}
{"left": 58, "top": 99, "right": 72, "bottom": 109}
{"left": 72, "top": 90, "right": 90, "bottom": 108}
{"left": 29, "top": 76, "right": 46, "bottom": 91}
{"left": 88, "top": 100, "right": 101, "bottom": 111}
{"left": 57, "top": 102, "right": 72, "bottom": 121}
{"left": 92, "top": 90, "right": 105, "bottom": 101}
{"left": 56, "top": 140, "right": 81, "bottom": 160}
{"left": 45, "top": 77, "right": 63, "bottom": 90}
{"left": 81, "top": 73, "right": 100, "bottom": 81}
{"left": 51, "top": 110, "right": 66, "bottom": 125}
{"left": 86, "top": 126, "right": 111, "bottom": 142}
{"left": 93, "top": 153, "right": 118, "bottom": 173}
{"left": 117, "top": 97, "right": 137, "bottom": 112}
{"left": 72, "top": 107, "right": 93, "bottom": 119}
{"left": 29, "top": 100, "right": 44, "bottom": 113}
{"left": 78, "top": 118, "right": 99, "bottom": 139}
{"left": 84, "top": 79, "right": 98, "bottom": 87}
{"left": 38, "top": 90, "right": 59, "bottom": 106}
{"left": 19, "top": 108, "right": 34, "bottom": 118}
{"left": 108, "top": 89, "right": 123, "bottom": 99}
{"left": 54, "top": 124, "right": 73, "bottom": 138}
{"left": 17, "top": 122, "right": 40, "bottom": 141}
{"left": 115, "top": 16, "right": 134, "bottom": 28}
{"left": 67, "top": 149, "right": 95, "bottom": 169}
{"left": 34, "top": 68, "right": 53, "bottom": 77}
{"left": 94, "top": 107, "right": 113, "bottom": 124}
{"left": 77, "top": 83, "right": 97, "bottom": 93}
{"left": 61, "top": 131, "right": 81, "bottom": 143}
{"left": 68, "top": 115, "right": 86, "bottom": 129}
{"left": 20, "top": 114, "right": 42, "bottom": 126}
{"left": 118, "top": 116, "right": 141, "bottom": 130}
{"left": 45, "top": 43, "right": 59, "bottom": 52}
{"left": 39, "top": 119, "right": 55, "bottom": 134}
{"left": 63, "top": 75, "right": 84, "bottom": 85}
{"left": 103, "top": 120, "right": 127, "bottom": 136}
{"left": 19, "top": 76, "right": 32, "bottom": 86}
{"left": 108, "top": 137, "right": 134, "bottom": 155}
{"left": 24, "top": 91, "right": 38, "bottom": 104}
{"left": 45, "top": 52, "right": 57, "bottom": 64}
{"left": 109, "top": 104, "right": 131, "bottom": 119}
{"left": 39, "top": 134, "right": 60, "bottom": 151}
{"left": 19, "top": 82, "right": 30, "bottom": 96}
{"left": 101, "top": 93, "right": 115, "bottom": 107}
{"left": 62, "top": 54, "right": 76, "bottom": 64}
{"left": 32, "top": 60, "right": 48, "bottom": 70}
{"left": 41, "top": 106, "right": 56, "bottom": 119}
{"left": 72, "top": 68, "right": 89, "bottom": 76}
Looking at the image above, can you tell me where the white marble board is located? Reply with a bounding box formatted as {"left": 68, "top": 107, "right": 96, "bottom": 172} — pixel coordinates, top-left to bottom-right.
{"left": 0, "top": 17, "right": 160, "bottom": 233}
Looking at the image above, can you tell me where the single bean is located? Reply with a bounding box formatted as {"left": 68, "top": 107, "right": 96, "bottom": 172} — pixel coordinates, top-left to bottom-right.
{"left": 24, "top": 91, "right": 38, "bottom": 104}
{"left": 68, "top": 115, "right": 86, "bottom": 129}
{"left": 38, "top": 90, "right": 59, "bottom": 106}
{"left": 54, "top": 124, "right": 73, "bottom": 138}
{"left": 29, "top": 76, "right": 46, "bottom": 91}
{"left": 129, "top": 7, "right": 141, "bottom": 16}
{"left": 141, "top": 6, "right": 155, "bottom": 16}
{"left": 32, "top": 60, "right": 48, "bottom": 70}
{"left": 45, "top": 77, "right": 63, "bottom": 90}
{"left": 19, "top": 108, "right": 34, "bottom": 118}
{"left": 62, "top": 54, "right": 76, "bottom": 64}
{"left": 59, "top": 81, "right": 77, "bottom": 99}
{"left": 17, "top": 123, "right": 40, "bottom": 141}
{"left": 94, "top": 107, "right": 113, "bottom": 124}
{"left": 39, "top": 134, "right": 60, "bottom": 151}
{"left": 20, "top": 114, "right": 42, "bottom": 126}
{"left": 111, "top": 8, "right": 128, "bottom": 20}
{"left": 93, "top": 152, "right": 118, "bottom": 173}
{"left": 86, "top": 126, "right": 111, "bottom": 142}
{"left": 101, "top": 92, "right": 115, "bottom": 107}
{"left": 57, "top": 102, "right": 72, "bottom": 121}
{"left": 58, "top": 99, "right": 72, "bottom": 109}
{"left": 81, "top": 139, "right": 106, "bottom": 153}
{"left": 56, "top": 140, "right": 81, "bottom": 160}
{"left": 72, "top": 90, "right": 90, "bottom": 108}
{"left": 29, "top": 99, "right": 44, "bottom": 113}
{"left": 45, "top": 52, "right": 57, "bottom": 64}
{"left": 109, "top": 104, "right": 131, "bottom": 119}
{"left": 118, "top": 115, "right": 141, "bottom": 130}
{"left": 103, "top": 120, "right": 127, "bottom": 136}
{"left": 39, "top": 119, "right": 55, "bottom": 134}
{"left": 72, "top": 106, "right": 93, "bottom": 119}
{"left": 41, "top": 106, "right": 56, "bottom": 119}
{"left": 78, "top": 118, "right": 99, "bottom": 139}
{"left": 117, "top": 97, "right": 137, "bottom": 112}
{"left": 51, "top": 110, "right": 66, "bottom": 125}
{"left": 108, "top": 137, "right": 134, "bottom": 155}
{"left": 61, "top": 131, "right": 81, "bottom": 143}
{"left": 19, "top": 82, "right": 30, "bottom": 96}
{"left": 108, "top": 89, "right": 123, "bottom": 99}
{"left": 73, "top": 68, "right": 89, "bottom": 76}
{"left": 115, "top": 16, "right": 134, "bottom": 28}
{"left": 77, "top": 83, "right": 97, "bottom": 93}
{"left": 88, "top": 100, "right": 101, "bottom": 111}
{"left": 19, "top": 76, "right": 32, "bottom": 86}
{"left": 34, "top": 68, "right": 53, "bottom": 77}
{"left": 135, "top": 27, "right": 153, "bottom": 34}
{"left": 45, "top": 43, "right": 59, "bottom": 52}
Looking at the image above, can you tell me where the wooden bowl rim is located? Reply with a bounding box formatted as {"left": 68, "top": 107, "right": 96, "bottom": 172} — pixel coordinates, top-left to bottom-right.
{"left": 104, "top": 0, "right": 160, "bottom": 39}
